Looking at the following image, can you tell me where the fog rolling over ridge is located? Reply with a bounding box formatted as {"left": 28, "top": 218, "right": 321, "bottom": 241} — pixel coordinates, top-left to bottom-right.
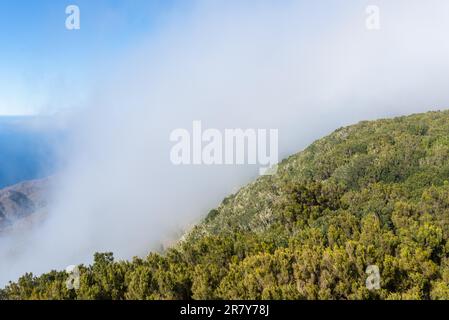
{"left": 1, "top": 0, "right": 449, "bottom": 286}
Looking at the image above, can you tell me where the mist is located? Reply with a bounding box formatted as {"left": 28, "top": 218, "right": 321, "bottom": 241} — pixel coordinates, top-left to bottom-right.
{"left": 1, "top": 0, "right": 449, "bottom": 286}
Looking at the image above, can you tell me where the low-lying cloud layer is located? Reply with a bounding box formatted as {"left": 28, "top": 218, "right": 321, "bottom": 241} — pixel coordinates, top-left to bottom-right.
{"left": 1, "top": 0, "right": 449, "bottom": 286}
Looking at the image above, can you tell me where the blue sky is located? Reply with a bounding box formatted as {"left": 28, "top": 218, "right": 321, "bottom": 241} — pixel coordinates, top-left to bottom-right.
{"left": 0, "top": 0, "right": 192, "bottom": 115}
{"left": 0, "top": 0, "right": 357, "bottom": 116}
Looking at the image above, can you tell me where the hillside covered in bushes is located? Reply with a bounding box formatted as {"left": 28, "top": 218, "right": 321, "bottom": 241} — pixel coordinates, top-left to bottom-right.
{"left": 3, "top": 110, "right": 449, "bottom": 300}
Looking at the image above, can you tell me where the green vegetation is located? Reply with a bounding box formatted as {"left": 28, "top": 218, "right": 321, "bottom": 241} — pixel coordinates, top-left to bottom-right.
{"left": 3, "top": 110, "right": 449, "bottom": 300}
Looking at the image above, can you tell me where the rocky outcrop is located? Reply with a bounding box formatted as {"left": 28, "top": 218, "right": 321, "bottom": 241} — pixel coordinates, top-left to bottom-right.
{"left": 0, "top": 178, "right": 50, "bottom": 231}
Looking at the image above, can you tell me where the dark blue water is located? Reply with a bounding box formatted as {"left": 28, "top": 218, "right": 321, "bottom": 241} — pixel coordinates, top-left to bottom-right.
{"left": 0, "top": 117, "right": 61, "bottom": 189}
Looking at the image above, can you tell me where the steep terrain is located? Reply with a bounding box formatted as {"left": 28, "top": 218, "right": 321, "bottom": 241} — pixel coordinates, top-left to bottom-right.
{"left": 0, "top": 178, "right": 50, "bottom": 233}
{"left": 3, "top": 110, "right": 449, "bottom": 300}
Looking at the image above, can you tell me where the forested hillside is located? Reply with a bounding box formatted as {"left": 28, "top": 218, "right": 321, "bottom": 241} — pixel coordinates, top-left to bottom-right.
{"left": 3, "top": 110, "right": 449, "bottom": 300}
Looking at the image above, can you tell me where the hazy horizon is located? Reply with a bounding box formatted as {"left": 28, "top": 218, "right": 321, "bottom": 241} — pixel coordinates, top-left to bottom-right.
{"left": 0, "top": 116, "right": 63, "bottom": 189}
{"left": 2, "top": 0, "right": 449, "bottom": 286}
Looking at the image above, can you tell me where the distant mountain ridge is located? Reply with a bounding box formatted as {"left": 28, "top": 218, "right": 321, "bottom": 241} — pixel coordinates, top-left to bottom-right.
{"left": 0, "top": 178, "right": 50, "bottom": 232}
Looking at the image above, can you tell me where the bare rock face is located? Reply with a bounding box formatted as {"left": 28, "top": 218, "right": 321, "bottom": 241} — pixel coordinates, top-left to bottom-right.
{"left": 0, "top": 178, "right": 50, "bottom": 231}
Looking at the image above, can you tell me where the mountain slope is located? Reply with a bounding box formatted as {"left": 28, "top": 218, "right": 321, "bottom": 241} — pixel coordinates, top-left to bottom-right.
{"left": 0, "top": 178, "right": 50, "bottom": 233}
{"left": 190, "top": 110, "right": 449, "bottom": 238}
{"left": 3, "top": 110, "right": 449, "bottom": 300}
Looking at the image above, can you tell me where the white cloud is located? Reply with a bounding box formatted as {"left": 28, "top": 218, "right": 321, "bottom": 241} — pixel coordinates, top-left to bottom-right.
{"left": 1, "top": 0, "right": 449, "bottom": 285}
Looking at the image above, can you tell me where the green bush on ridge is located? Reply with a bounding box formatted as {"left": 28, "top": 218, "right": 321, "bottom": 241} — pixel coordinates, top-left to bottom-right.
{"left": 3, "top": 110, "right": 449, "bottom": 300}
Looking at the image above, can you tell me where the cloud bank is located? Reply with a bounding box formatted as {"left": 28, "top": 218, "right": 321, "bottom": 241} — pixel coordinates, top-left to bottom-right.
{"left": 1, "top": 0, "right": 449, "bottom": 286}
